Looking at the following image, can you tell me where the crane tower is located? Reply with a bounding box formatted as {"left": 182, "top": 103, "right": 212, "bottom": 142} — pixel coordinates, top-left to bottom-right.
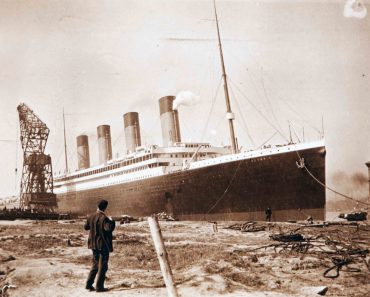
{"left": 17, "top": 103, "right": 57, "bottom": 211}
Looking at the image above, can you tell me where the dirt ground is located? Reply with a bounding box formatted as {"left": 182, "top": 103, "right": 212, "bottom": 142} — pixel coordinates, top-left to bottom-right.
{"left": 0, "top": 219, "right": 369, "bottom": 297}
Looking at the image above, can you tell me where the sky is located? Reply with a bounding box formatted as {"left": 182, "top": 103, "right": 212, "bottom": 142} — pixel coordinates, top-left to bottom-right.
{"left": 0, "top": 0, "right": 369, "bottom": 201}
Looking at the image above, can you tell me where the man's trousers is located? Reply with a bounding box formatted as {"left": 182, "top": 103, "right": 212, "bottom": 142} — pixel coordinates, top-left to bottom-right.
{"left": 86, "top": 249, "right": 109, "bottom": 290}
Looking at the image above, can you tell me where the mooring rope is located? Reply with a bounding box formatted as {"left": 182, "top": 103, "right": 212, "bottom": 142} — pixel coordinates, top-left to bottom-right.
{"left": 205, "top": 158, "right": 244, "bottom": 216}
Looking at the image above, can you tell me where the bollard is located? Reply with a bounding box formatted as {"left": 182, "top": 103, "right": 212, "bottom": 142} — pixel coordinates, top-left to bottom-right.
{"left": 148, "top": 216, "right": 179, "bottom": 297}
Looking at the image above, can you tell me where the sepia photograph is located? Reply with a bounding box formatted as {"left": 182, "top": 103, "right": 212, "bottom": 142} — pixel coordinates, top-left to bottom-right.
{"left": 0, "top": 0, "right": 369, "bottom": 296}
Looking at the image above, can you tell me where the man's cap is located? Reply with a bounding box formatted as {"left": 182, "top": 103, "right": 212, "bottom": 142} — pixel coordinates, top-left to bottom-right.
{"left": 97, "top": 199, "right": 108, "bottom": 211}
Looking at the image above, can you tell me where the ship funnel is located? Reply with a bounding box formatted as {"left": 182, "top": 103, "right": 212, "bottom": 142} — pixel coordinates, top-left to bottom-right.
{"left": 159, "top": 95, "right": 181, "bottom": 147}
{"left": 97, "top": 125, "right": 112, "bottom": 164}
{"left": 124, "top": 112, "right": 141, "bottom": 153}
{"left": 77, "top": 135, "right": 90, "bottom": 169}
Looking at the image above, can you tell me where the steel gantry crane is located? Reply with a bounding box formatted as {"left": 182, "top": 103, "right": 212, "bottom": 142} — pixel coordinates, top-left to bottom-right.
{"left": 17, "top": 103, "right": 57, "bottom": 211}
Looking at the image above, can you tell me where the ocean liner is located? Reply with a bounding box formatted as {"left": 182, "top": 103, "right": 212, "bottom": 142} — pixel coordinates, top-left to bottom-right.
{"left": 54, "top": 1, "right": 326, "bottom": 221}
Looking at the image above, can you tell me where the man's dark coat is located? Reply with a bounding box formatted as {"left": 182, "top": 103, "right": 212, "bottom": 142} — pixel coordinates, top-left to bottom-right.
{"left": 84, "top": 211, "right": 116, "bottom": 252}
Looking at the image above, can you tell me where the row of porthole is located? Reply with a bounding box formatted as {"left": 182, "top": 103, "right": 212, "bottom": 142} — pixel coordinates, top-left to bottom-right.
{"left": 110, "top": 165, "right": 152, "bottom": 177}
{"left": 67, "top": 176, "right": 149, "bottom": 192}
{"left": 58, "top": 155, "right": 156, "bottom": 181}
{"left": 106, "top": 172, "right": 162, "bottom": 185}
{"left": 190, "top": 150, "right": 279, "bottom": 167}
{"left": 67, "top": 174, "right": 155, "bottom": 191}
{"left": 240, "top": 148, "right": 284, "bottom": 159}
{"left": 196, "top": 155, "right": 272, "bottom": 167}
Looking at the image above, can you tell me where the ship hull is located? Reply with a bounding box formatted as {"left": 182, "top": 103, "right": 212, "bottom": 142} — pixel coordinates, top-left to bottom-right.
{"left": 56, "top": 145, "right": 326, "bottom": 221}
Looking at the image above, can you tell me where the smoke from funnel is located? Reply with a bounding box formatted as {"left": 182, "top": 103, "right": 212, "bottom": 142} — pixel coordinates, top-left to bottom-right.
{"left": 173, "top": 91, "right": 200, "bottom": 110}
{"left": 344, "top": 0, "right": 367, "bottom": 19}
{"left": 331, "top": 170, "right": 368, "bottom": 200}
{"left": 351, "top": 172, "right": 367, "bottom": 186}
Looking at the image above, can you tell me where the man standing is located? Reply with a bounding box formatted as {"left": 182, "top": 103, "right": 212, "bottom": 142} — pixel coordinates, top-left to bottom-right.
{"left": 84, "top": 199, "right": 115, "bottom": 292}
{"left": 265, "top": 207, "right": 272, "bottom": 222}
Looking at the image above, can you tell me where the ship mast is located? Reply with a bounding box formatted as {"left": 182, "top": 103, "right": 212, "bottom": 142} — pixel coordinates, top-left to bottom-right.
{"left": 63, "top": 108, "right": 69, "bottom": 174}
{"left": 213, "top": 0, "right": 237, "bottom": 154}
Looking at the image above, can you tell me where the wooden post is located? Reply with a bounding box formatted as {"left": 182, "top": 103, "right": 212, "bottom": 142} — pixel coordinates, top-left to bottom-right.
{"left": 212, "top": 222, "right": 218, "bottom": 233}
{"left": 148, "top": 216, "right": 179, "bottom": 297}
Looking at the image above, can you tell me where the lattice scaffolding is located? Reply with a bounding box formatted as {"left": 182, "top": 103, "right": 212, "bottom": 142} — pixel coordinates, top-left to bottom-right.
{"left": 17, "top": 103, "right": 57, "bottom": 211}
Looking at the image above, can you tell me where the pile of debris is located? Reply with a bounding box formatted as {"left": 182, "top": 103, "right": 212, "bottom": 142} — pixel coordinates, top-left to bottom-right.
{"left": 0, "top": 249, "right": 16, "bottom": 297}
{"left": 119, "top": 215, "right": 141, "bottom": 224}
{"left": 252, "top": 224, "right": 369, "bottom": 279}
{"left": 156, "top": 212, "right": 177, "bottom": 221}
{"left": 226, "top": 221, "right": 266, "bottom": 232}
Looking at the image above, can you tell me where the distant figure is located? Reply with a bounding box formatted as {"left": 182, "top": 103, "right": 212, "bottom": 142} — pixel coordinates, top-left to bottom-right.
{"left": 84, "top": 199, "right": 116, "bottom": 292}
{"left": 265, "top": 207, "right": 272, "bottom": 222}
